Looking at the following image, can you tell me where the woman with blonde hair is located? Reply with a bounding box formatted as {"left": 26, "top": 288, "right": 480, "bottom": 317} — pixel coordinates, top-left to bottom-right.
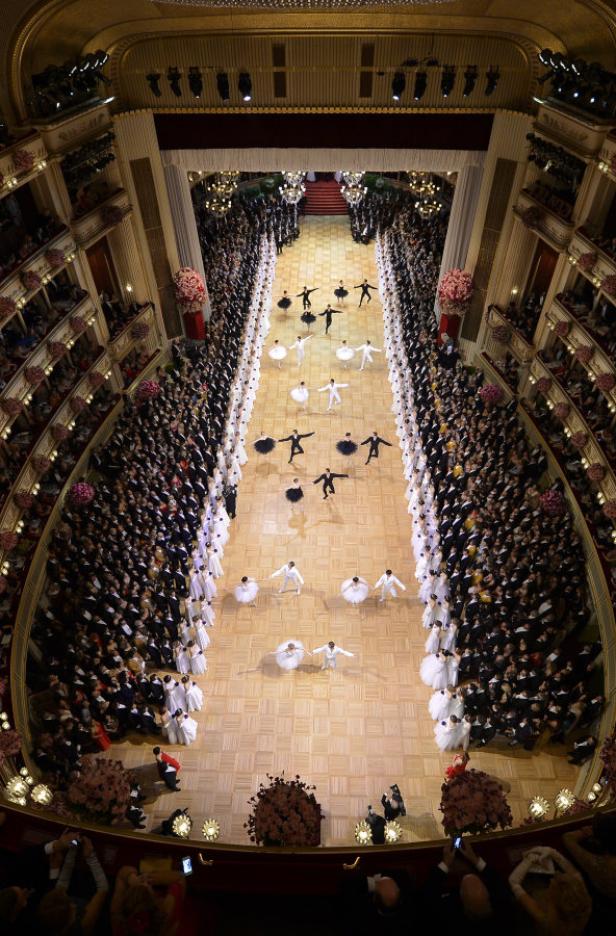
{"left": 508, "top": 846, "right": 592, "bottom": 934}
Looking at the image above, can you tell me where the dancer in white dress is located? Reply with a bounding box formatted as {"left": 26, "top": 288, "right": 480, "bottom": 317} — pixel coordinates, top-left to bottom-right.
{"left": 356, "top": 340, "right": 382, "bottom": 371}
{"left": 268, "top": 340, "right": 287, "bottom": 368}
{"left": 312, "top": 641, "right": 354, "bottom": 670}
{"left": 175, "top": 710, "right": 198, "bottom": 746}
{"left": 335, "top": 340, "right": 355, "bottom": 368}
{"left": 290, "top": 381, "right": 310, "bottom": 410}
{"left": 424, "top": 623, "right": 442, "bottom": 654}
{"left": 270, "top": 560, "right": 304, "bottom": 595}
{"left": 374, "top": 569, "right": 407, "bottom": 603}
{"left": 275, "top": 640, "right": 307, "bottom": 671}
{"left": 173, "top": 641, "right": 190, "bottom": 676}
{"left": 341, "top": 576, "right": 370, "bottom": 605}
{"left": 428, "top": 689, "right": 464, "bottom": 722}
{"left": 289, "top": 334, "right": 313, "bottom": 366}
{"left": 188, "top": 641, "right": 207, "bottom": 675}
{"left": 420, "top": 652, "right": 450, "bottom": 690}
{"left": 235, "top": 575, "right": 259, "bottom": 606}
{"left": 160, "top": 706, "right": 178, "bottom": 744}
{"left": 163, "top": 676, "right": 186, "bottom": 715}
{"left": 434, "top": 715, "right": 464, "bottom": 752}
{"left": 181, "top": 677, "right": 204, "bottom": 712}
{"left": 317, "top": 378, "right": 349, "bottom": 411}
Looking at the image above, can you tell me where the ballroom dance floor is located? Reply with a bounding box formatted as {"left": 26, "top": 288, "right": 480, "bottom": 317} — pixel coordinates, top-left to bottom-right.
{"left": 113, "top": 216, "right": 577, "bottom": 845}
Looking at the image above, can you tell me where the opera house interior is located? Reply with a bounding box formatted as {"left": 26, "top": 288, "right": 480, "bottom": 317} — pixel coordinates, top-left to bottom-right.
{"left": 1, "top": 0, "right": 616, "bottom": 932}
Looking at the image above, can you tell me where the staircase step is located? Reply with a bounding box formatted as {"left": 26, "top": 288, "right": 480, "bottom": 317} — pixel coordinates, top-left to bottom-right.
{"left": 303, "top": 180, "right": 348, "bottom": 216}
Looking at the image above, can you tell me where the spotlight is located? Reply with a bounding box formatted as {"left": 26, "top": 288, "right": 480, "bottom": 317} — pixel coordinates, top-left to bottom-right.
{"left": 485, "top": 66, "right": 500, "bottom": 96}
{"left": 188, "top": 66, "right": 203, "bottom": 98}
{"left": 463, "top": 66, "right": 478, "bottom": 97}
{"left": 238, "top": 72, "right": 252, "bottom": 102}
{"left": 216, "top": 72, "right": 230, "bottom": 102}
{"left": 441, "top": 65, "right": 456, "bottom": 98}
{"left": 413, "top": 70, "right": 427, "bottom": 101}
{"left": 167, "top": 67, "right": 182, "bottom": 98}
{"left": 391, "top": 72, "right": 406, "bottom": 101}
{"left": 146, "top": 73, "right": 162, "bottom": 98}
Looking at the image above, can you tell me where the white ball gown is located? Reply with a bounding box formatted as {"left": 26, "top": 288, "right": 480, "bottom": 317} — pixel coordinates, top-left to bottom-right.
{"left": 424, "top": 626, "right": 442, "bottom": 654}
{"left": 420, "top": 653, "right": 450, "bottom": 690}
{"left": 268, "top": 343, "right": 288, "bottom": 362}
{"left": 275, "top": 640, "right": 305, "bottom": 670}
{"left": 336, "top": 345, "right": 355, "bottom": 363}
{"left": 190, "top": 648, "right": 207, "bottom": 675}
{"left": 174, "top": 646, "right": 190, "bottom": 675}
{"left": 290, "top": 384, "right": 309, "bottom": 404}
{"left": 341, "top": 578, "right": 369, "bottom": 605}
{"left": 161, "top": 709, "right": 178, "bottom": 744}
{"left": 184, "top": 682, "right": 204, "bottom": 712}
{"left": 176, "top": 713, "right": 198, "bottom": 745}
{"left": 434, "top": 717, "right": 464, "bottom": 752}
{"left": 235, "top": 579, "right": 259, "bottom": 604}
{"left": 428, "top": 690, "right": 464, "bottom": 721}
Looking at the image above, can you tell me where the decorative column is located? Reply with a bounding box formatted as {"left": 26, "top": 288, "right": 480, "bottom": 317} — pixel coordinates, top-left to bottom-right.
{"left": 163, "top": 163, "right": 211, "bottom": 321}
{"left": 435, "top": 163, "right": 484, "bottom": 320}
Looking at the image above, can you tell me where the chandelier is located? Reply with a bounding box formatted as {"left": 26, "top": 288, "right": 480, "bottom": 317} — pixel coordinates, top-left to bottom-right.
{"left": 416, "top": 197, "right": 442, "bottom": 218}
{"left": 280, "top": 171, "right": 306, "bottom": 205}
{"left": 283, "top": 171, "right": 305, "bottom": 186}
{"left": 205, "top": 192, "right": 232, "bottom": 216}
{"left": 341, "top": 181, "right": 367, "bottom": 206}
{"left": 152, "top": 0, "right": 455, "bottom": 7}
{"left": 408, "top": 171, "right": 436, "bottom": 197}
{"left": 341, "top": 171, "right": 364, "bottom": 186}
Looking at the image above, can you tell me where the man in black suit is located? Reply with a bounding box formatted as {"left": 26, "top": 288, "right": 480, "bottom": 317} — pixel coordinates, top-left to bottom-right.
{"left": 354, "top": 279, "right": 377, "bottom": 305}
{"left": 278, "top": 429, "right": 315, "bottom": 464}
{"left": 361, "top": 432, "right": 392, "bottom": 464}
{"left": 341, "top": 867, "right": 415, "bottom": 935}
{"left": 319, "top": 304, "right": 343, "bottom": 334}
{"left": 313, "top": 468, "right": 349, "bottom": 499}
{"left": 296, "top": 286, "right": 318, "bottom": 309}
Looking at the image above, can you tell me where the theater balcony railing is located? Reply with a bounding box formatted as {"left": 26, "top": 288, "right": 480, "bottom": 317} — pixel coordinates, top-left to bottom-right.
{"left": 0, "top": 133, "right": 49, "bottom": 203}
{"left": 533, "top": 97, "right": 614, "bottom": 161}
{"left": 0, "top": 350, "right": 114, "bottom": 560}
{"left": 0, "top": 227, "right": 76, "bottom": 315}
{"left": 596, "top": 130, "right": 616, "bottom": 184}
{"left": 546, "top": 297, "right": 616, "bottom": 414}
{"left": 484, "top": 304, "right": 535, "bottom": 364}
{"left": 568, "top": 227, "right": 616, "bottom": 309}
{"left": 32, "top": 98, "right": 114, "bottom": 158}
{"left": 70, "top": 188, "right": 132, "bottom": 250}
{"left": 0, "top": 296, "right": 98, "bottom": 440}
{"left": 514, "top": 188, "right": 575, "bottom": 252}
{"left": 479, "top": 351, "right": 518, "bottom": 398}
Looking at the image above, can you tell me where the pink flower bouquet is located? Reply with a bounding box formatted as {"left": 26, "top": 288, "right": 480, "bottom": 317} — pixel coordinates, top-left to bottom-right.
{"left": 51, "top": 424, "right": 70, "bottom": 442}
{"left": 539, "top": 489, "right": 567, "bottom": 516}
{"left": 25, "top": 366, "right": 45, "bottom": 386}
{"left": 570, "top": 431, "right": 588, "bottom": 449}
{"left": 596, "top": 373, "right": 616, "bottom": 392}
{"left": 174, "top": 266, "right": 207, "bottom": 313}
{"left": 21, "top": 270, "right": 41, "bottom": 292}
{"left": 32, "top": 454, "right": 51, "bottom": 474}
{"left": 14, "top": 489, "right": 34, "bottom": 510}
{"left": 554, "top": 320, "right": 570, "bottom": 338}
{"left": 48, "top": 341, "right": 67, "bottom": 360}
{"left": 69, "top": 316, "right": 87, "bottom": 335}
{"left": 536, "top": 376, "right": 552, "bottom": 395}
{"left": 602, "top": 499, "right": 616, "bottom": 520}
{"left": 0, "top": 297, "right": 17, "bottom": 321}
{"left": 577, "top": 251, "right": 597, "bottom": 273}
{"left": 554, "top": 402, "right": 571, "bottom": 420}
{"left": 12, "top": 149, "right": 35, "bottom": 174}
{"left": 1, "top": 397, "right": 25, "bottom": 416}
{"left": 440, "top": 768, "right": 512, "bottom": 836}
{"left": 69, "top": 395, "right": 87, "bottom": 415}
{"left": 478, "top": 383, "right": 503, "bottom": 405}
{"left": 587, "top": 462, "right": 606, "bottom": 483}
{"left": 88, "top": 371, "right": 105, "bottom": 389}
{"left": 136, "top": 379, "right": 161, "bottom": 401}
{"left": 574, "top": 345, "right": 594, "bottom": 364}
{"left": 68, "top": 481, "right": 95, "bottom": 507}
{"left": 45, "top": 248, "right": 65, "bottom": 269}
{"left": 67, "top": 756, "right": 132, "bottom": 825}
{"left": 601, "top": 275, "right": 616, "bottom": 297}
{"left": 245, "top": 774, "right": 323, "bottom": 846}
{"left": 437, "top": 268, "right": 474, "bottom": 315}
{"left": 0, "top": 531, "right": 18, "bottom": 552}
{"left": 130, "top": 321, "right": 150, "bottom": 340}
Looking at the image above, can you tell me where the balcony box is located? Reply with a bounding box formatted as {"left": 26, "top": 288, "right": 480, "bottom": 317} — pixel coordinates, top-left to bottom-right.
{"left": 31, "top": 100, "right": 113, "bottom": 157}
{"left": 597, "top": 131, "right": 616, "bottom": 183}
{"left": 0, "top": 134, "right": 49, "bottom": 201}
{"left": 0, "top": 229, "right": 76, "bottom": 320}
{"left": 533, "top": 98, "right": 612, "bottom": 160}
{"left": 71, "top": 189, "right": 131, "bottom": 249}
{"left": 485, "top": 305, "right": 534, "bottom": 363}
{"left": 515, "top": 189, "right": 574, "bottom": 251}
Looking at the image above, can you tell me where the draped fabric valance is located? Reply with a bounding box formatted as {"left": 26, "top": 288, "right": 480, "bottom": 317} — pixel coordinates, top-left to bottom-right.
{"left": 161, "top": 148, "right": 486, "bottom": 174}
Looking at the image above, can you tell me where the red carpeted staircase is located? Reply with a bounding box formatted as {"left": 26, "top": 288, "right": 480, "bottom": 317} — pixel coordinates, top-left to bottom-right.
{"left": 303, "top": 179, "right": 349, "bottom": 216}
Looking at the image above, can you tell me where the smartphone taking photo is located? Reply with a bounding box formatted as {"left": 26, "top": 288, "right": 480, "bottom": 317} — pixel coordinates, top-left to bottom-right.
{"left": 181, "top": 856, "right": 193, "bottom": 876}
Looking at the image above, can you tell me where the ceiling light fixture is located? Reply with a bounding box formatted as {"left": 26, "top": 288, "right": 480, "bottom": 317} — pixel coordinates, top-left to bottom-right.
{"left": 391, "top": 72, "right": 406, "bottom": 101}
{"left": 413, "top": 70, "right": 427, "bottom": 101}
{"left": 238, "top": 72, "right": 252, "bottom": 102}
{"left": 216, "top": 72, "right": 230, "bottom": 101}
{"left": 463, "top": 66, "right": 478, "bottom": 97}
{"left": 485, "top": 66, "right": 500, "bottom": 96}
{"left": 188, "top": 66, "right": 203, "bottom": 98}
{"left": 167, "top": 67, "right": 182, "bottom": 97}
{"left": 146, "top": 72, "right": 162, "bottom": 97}
{"left": 441, "top": 65, "right": 456, "bottom": 98}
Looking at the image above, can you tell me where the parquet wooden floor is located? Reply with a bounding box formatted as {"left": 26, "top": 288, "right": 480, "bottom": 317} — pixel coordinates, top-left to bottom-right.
{"left": 114, "top": 217, "right": 577, "bottom": 845}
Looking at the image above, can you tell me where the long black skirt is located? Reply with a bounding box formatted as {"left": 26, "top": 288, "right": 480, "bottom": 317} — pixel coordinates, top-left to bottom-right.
{"left": 254, "top": 438, "right": 276, "bottom": 454}
{"left": 336, "top": 440, "right": 358, "bottom": 456}
{"left": 285, "top": 487, "right": 304, "bottom": 502}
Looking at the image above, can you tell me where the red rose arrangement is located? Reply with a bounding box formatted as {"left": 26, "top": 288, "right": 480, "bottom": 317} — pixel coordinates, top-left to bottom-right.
{"left": 601, "top": 275, "right": 616, "bottom": 297}
{"left": 0, "top": 531, "right": 18, "bottom": 552}
{"left": 21, "top": 270, "right": 42, "bottom": 292}
{"left": 136, "top": 379, "right": 161, "bottom": 401}
{"left": 478, "top": 383, "right": 503, "bottom": 405}
{"left": 69, "top": 395, "right": 87, "bottom": 415}
{"left": 51, "top": 424, "right": 70, "bottom": 442}
{"left": 437, "top": 268, "right": 474, "bottom": 316}
{"left": 13, "top": 489, "right": 34, "bottom": 510}
{"left": 536, "top": 376, "right": 552, "bottom": 395}
{"left": 69, "top": 316, "right": 87, "bottom": 335}
{"left": 12, "top": 149, "right": 35, "bottom": 174}
{"left": 245, "top": 774, "right": 323, "bottom": 846}
{"left": 554, "top": 320, "right": 570, "bottom": 338}
{"left": 587, "top": 463, "right": 606, "bottom": 483}
{"left": 577, "top": 251, "right": 597, "bottom": 273}
{"left": 553, "top": 401, "right": 571, "bottom": 420}
{"left": 68, "top": 481, "right": 95, "bottom": 507}
{"left": 0, "top": 297, "right": 17, "bottom": 321}
{"left": 67, "top": 756, "right": 132, "bottom": 825}
{"left": 596, "top": 373, "right": 616, "bottom": 392}
{"left": 440, "top": 768, "right": 512, "bottom": 837}
{"left": 1, "top": 397, "right": 25, "bottom": 416}
{"left": 602, "top": 499, "right": 616, "bottom": 520}
{"left": 574, "top": 345, "right": 593, "bottom": 364}
{"left": 539, "top": 489, "right": 567, "bottom": 516}
{"left": 88, "top": 371, "right": 105, "bottom": 389}
{"left": 25, "top": 366, "right": 45, "bottom": 386}
{"left": 32, "top": 454, "right": 51, "bottom": 474}
{"left": 48, "top": 341, "right": 67, "bottom": 360}
{"left": 45, "top": 248, "right": 65, "bottom": 269}
{"left": 570, "top": 431, "right": 588, "bottom": 449}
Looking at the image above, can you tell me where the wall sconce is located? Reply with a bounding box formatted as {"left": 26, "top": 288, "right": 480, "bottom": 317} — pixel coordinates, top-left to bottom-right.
{"left": 171, "top": 813, "right": 193, "bottom": 839}
{"left": 384, "top": 821, "right": 402, "bottom": 844}
{"left": 126, "top": 283, "right": 133, "bottom": 293}
{"left": 31, "top": 783, "right": 53, "bottom": 806}
{"left": 554, "top": 788, "right": 575, "bottom": 814}
{"left": 528, "top": 795, "right": 550, "bottom": 820}
{"left": 201, "top": 819, "right": 220, "bottom": 842}
{"left": 354, "top": 821, "right": 373, "bottom": 845}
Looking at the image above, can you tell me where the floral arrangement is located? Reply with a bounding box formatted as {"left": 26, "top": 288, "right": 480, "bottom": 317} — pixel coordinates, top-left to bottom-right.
{"left": 437, "top": 268, "right": 474, "bottom": 315}
{"left": 68, "top": 481, "right": 95, "bottom": 507}
{"left": 21, "top": 270, "right": 41, "bottom": 292}
{"left": 599, "top": 731, "right": 616, "bottom": 797}
{"left": 69, "top": 395, "right": 87, "bottom": 415}
{"left": 439, "top": 768, "right": 512, "bottom": 836}
{"left": 587, "top": 463, "right": 606, "bottom": 483}
{"left": 88, "top": 371, "right": 105, "bottom": 389}
{"left": 45, "top": 248, "right": 65, "bottom": 269}
{"left": 51, "top": 424, "right": 70, "bottom": 442}
{"left": 130, "top": 321, "right": 150, "bottom": 340}
{"left": 69, "top": 316, "right": 87, "bottom": 334}
{"left": 601, "top": 275, "right": 616, "bottom": 297}
{"left": 101, "top": 204, "right": 124, "bottom": 227}
{"left": 603, "top": 499, "right": 616, "bottom": 520}
{"left": 1, "top": 397, "right": 24, "bottom": 416}
{"left": 539, "top": 489, "right": 567, "bottom": 516}
{"left": 0, "top": 729, "right": 22, "bottom": 767}
{"left": 48, "top": 341, "right": 67, "bottom": 360}
{"left": 32, "top": 454, "right": 51, "bottom": 474}
{"left": 574, "top": 345, "right": 594, "bottom": 364}
{"left": 554, "top": 401, "right": 571, "bottom": 420}
{"left": 0, "top": 297, "right": 17, "bottom": 321}
{"left": 577, "top": 251, "right": 597, "bottom": 272}
{"left": 536, "top": 376, "right": 552, "bottom": 395}
{"left": 478, "top": 383, "right": 503, "bottom": 405}
{"left": 520, "top": 205, "right": 544, "bottom": 228}
{"left": 491, "top": 324, "right": 510, "bottom": 344}
{"left": 14, "top": 489, "right": 34, "bottom": 510}
{"left": 554, "top": 320, "right": 570, "bottom": 338}
{"left": 12, "top": 149, "right": 35, "bottom": 174}
{"left": 173, "top": 266, "right": 207, "bottom": 313}
{"left": 596, "top": 373, "right": 616, "bottom": 392}
{"left": 136, "top": 379, "right": 161, "bottom": 401}
{"left": 25, "top": 366, "right": 45, "bottom": 386}
{"left": 0, "top": 531, "right": 18, "bottom": 552}
{"left": 570, "top": 431, "right": 588, "bottom": 449}
{"left": 245, "top": 774, "right": 323, "bottom": 846}
{"left": 66, "top": 756, "right": 132, "bottom": 825}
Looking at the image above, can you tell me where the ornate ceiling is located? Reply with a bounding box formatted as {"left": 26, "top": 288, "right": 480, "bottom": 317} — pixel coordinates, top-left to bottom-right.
{"left": 3, "top": 0, "right": 616, "bottom": 121}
